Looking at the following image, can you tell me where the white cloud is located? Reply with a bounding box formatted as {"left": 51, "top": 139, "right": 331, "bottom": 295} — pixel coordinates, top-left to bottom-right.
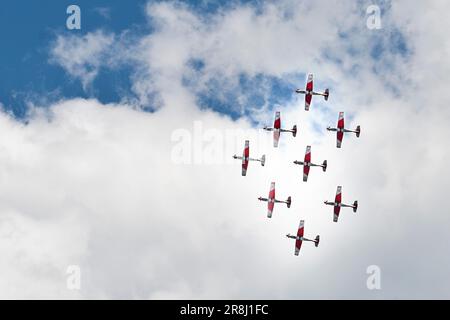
{"left": 49, "top": 30, "right": 115, "bottom": 90}
{"left": 93, "top": 7, "right": 111, "bottom": 20}
{"left": 4, "top": 0, "right": 450, "bottom": 299}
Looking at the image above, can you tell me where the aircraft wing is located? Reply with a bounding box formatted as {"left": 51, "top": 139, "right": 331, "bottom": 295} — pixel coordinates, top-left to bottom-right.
{"left": 305, "top": 94, "right": 312, "bottom": 111}
{"left": 303, "top": 146, "right": 311, "bottom": 182}
{"left": 242, "top": 140, "right": 249, "bottom": 176}
{"left": 337, "top": 132, "right": 343, "bottom": 148}
{"left": 334, "top": 186, "right": 342, "bottom": 203}
{"left": 295, "top": 220, "right": 305, "bottom": 256}
{"left": 337, "top": 112, "right": 344, "bottom": 148}
{"left": 267, "top": 182, "right": 275, "bottom": 218}
{"left": 337, "top": 112, "right": 344, "bottom": 129}
{"left": 274, "top": 130, "right": 280, "bottom": 148}
{"left": 306, "top": 74, "right": 313, "bottom": 91}
{"left": 334, "top": 205, "right": 341, "bottom": 222}
{"left": 333, "top": 186, "right": 342, "bottom": 222}
{"left": 273, "top": 111, "right": 281, "bottom": 147}
{"left": 305, "top": 74, "right": 313, "bottom": 110}
{"left": 274, "top": 111, "right": 281, "bottom": 129}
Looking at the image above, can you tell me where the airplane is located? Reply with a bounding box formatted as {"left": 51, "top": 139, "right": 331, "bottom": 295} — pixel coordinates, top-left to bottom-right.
{"left": 233, "top": 140, "right": 265, "bottom": 176}
{"left": 324, "top": 186, "right": 358, "bottom": 222}
{"left": 295, "top": 73, "right": 329, "bottom": 111}
{"left": 327, "top": 112, "right": 360, "bottom": 148}
{"left": 286, "top": 220, "right": 320, "bottom": 255}
{"left": 293, "top": 145, "right": 327, "bottom": 182}
{"left": 258, "top": 182, "right": 291, "bottom": 218}
{"left": 263, "top": 111, "right": 297, "bottom": 147}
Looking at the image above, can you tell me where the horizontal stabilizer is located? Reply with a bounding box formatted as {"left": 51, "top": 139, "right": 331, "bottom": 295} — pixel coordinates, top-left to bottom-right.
{"left": 322, "top": 160, "right": 327, "bottom": 172}
{"left": 324, "top": 88, "right": 329, "bottom": 101}
{"left": 315, "top": 235, "right": 320, "bottom": 247}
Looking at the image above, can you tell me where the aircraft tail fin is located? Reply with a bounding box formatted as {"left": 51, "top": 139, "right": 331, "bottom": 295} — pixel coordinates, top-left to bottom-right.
{"left": 314, "top": 235, "right": 320, "bottom": 247}
{"left": 286, "top": 196, "right": 292, "bottom": 208}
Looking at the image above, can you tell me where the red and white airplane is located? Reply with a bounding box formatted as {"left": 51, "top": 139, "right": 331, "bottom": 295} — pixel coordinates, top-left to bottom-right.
{"left": 327, "top": 112, "right": 360, "bottom": 148}
{"left": 263, "top": 111, "right": 297, "bottom": 147}
{"left": 233, "top": 140, "right": 265, "bottom": 176}
{"left": 295, "top": 73, "right": 329, "bottom": 111}
{"left": 293, "top": 146, "right": 327, "bottom": 182}
{"left": 258, "top": 182, "right": 291, "bottom": 218}
{"left": 286, "top": 220, "right": 320, "bottom": 256}
{"left": 324, "top": 186, "right": 358, "bottom": 222}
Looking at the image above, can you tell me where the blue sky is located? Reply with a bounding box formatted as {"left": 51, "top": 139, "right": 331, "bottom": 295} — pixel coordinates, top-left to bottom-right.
{"left": 0, "top": 0, "right": 409, "bottom": 120}
{"left": 0, "top": 0, "right": 149, "bottom": 117}
{"left": 0, "top": 0, "right": 339, "bottom": 120}
{"left": 0, "top": 0, "right": 264, "bottom": 118}
{"left": 0, "top": 0, "right": 408, "bottom": 119}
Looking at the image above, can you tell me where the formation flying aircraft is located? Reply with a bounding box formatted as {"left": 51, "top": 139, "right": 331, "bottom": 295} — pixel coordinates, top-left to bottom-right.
{"left": 258, "top": 182, "right": 291, "bottom": 218}
{"left": 263, "top": 111, "right": 297, "bottom": 147}
{"left": 286, "top": 220, "right": 320, "bottom": 255}
{"left": 295, "top": 73, "right": 329, "bottom": 111}
{"left": 233, "top": 140, "right": 265, "bottom": 176}
{"left": 324, "top": 186, "right": 358, "bottom": 222}
{"left": 293, "top": 145, "right": 327, "bottom": 182}
{"left": 327, "top": 112, "right": 360, "bottom": 148}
